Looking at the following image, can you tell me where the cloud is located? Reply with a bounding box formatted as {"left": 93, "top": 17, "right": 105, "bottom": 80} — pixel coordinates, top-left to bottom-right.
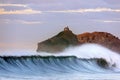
{"left": 0, "top": 7, "right": 120, "bottom": 15}
{"left": 46, "top": 8, "right": 120, "bottom": 13}
{"left": 102, "top": 20, "right": 120, "bottom": 23}
{"left": 20, "top": 20, "right": 43, "bottom": 24}
{"left": 94, "top": 20, "right": 120, "bottom": 23}
{"left": 0, "top": 8, "right": 42, "bottom": 15}
{"left": 0, "top": 19, "right": 43, "bottom": 24}
{"left": 0, "top": 4, "right": 27, "bottom": 7}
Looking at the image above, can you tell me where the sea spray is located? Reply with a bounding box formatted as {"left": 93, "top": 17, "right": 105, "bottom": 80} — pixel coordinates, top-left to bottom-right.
{"left": 0, "top": 43, "right": 120, "bottom": 73}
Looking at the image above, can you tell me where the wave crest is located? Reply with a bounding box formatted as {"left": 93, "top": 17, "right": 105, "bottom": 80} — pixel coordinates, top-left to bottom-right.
{"left": 0, "top": 43, "right": 120, "bottom": 74}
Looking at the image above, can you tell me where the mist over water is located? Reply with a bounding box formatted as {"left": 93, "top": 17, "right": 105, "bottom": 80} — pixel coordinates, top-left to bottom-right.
{"left": 1, "top": 43, "right": 120, "bottom": 80}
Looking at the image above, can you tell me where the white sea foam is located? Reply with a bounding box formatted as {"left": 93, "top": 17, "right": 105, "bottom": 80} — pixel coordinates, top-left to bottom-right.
{"left": 1, "top": 44, "right": 120, "bottom": 80}
{"left": 1, "top": 43, "right": 120, "bottom": 69}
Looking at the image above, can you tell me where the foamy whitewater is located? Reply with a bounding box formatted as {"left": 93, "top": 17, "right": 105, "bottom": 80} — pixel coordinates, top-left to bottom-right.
{"left": 0, "top": 44, "right": 120, "bottom": 80}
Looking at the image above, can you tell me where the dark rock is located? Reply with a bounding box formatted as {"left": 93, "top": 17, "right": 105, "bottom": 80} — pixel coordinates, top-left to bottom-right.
{"left": 97, "top": 58, "right": 116, "bottom": 68}
{"left": 97, "top": 58, "right": 109, "bottom": 68}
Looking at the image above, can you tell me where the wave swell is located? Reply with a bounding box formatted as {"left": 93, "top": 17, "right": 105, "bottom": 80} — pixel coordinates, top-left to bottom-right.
{"left": 0, "top": 44, "right": 120, "bottom": 76}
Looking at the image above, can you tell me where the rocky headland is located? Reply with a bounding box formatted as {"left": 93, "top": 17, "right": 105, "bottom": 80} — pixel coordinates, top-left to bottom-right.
{"left": 37, "top": 27, "right": 78, "bottom": 53}
{"left": 37, "top": 27, "right": 120, "bottom": 53}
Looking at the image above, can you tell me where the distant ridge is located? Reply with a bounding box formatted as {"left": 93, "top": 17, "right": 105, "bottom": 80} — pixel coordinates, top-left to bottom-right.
{"left": 37, "top": 27, "right": 120, "bottom": 53}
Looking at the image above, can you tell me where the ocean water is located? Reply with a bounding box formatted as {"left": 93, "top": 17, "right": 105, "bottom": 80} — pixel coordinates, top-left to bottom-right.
{"left": 0, "top": 44, "right": 120, "bottom": 80}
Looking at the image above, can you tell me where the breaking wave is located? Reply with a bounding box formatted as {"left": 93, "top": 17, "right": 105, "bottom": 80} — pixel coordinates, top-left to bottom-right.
{"left": 0, "top": 44, "right": 120, "bottom": 77}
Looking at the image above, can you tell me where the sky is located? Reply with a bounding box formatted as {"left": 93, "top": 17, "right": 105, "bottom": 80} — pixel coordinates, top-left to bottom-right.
{"left": 0, "top": 0, "right": 120, "bottom": 50}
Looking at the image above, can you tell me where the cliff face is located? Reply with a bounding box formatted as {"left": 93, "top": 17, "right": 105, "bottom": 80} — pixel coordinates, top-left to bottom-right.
{"left": 77, "top": 32, "right": 120, "bottom": 53}
{"left": 37, "top": 27, "right": 120, "bottom": 53}
{"left": 37, "top": 27, "right": 78, "bottom": 53}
